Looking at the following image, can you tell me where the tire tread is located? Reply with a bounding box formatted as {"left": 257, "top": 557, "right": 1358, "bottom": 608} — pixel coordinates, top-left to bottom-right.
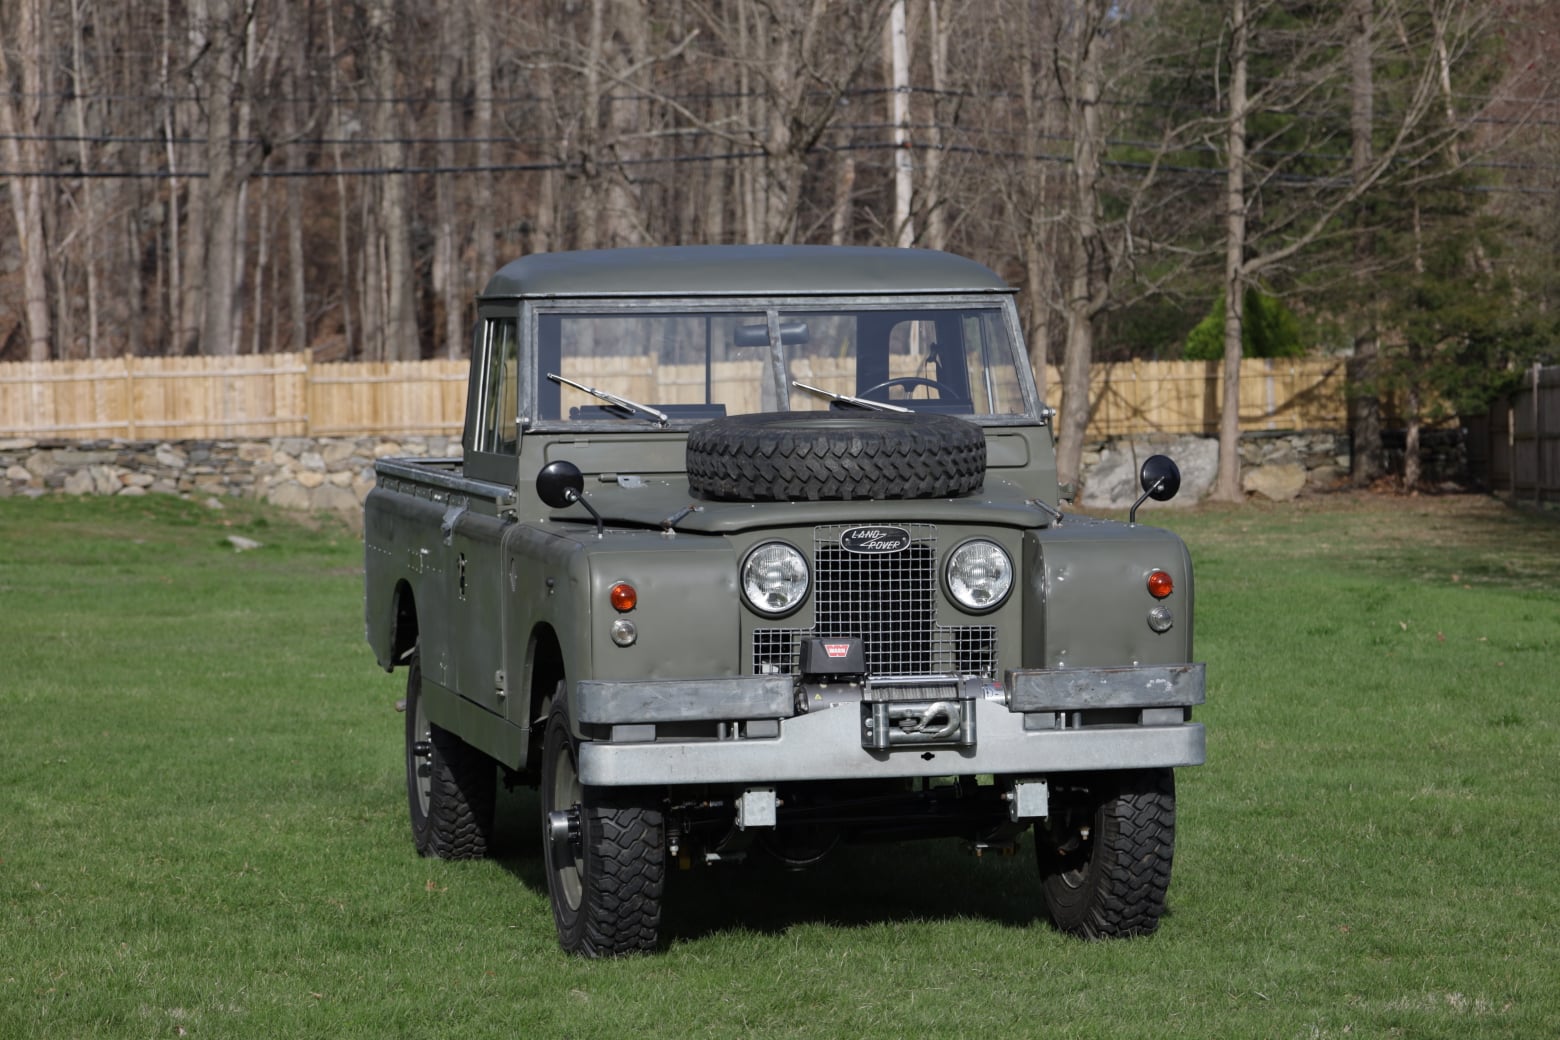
{"left": 686, "top": 411, "right": 985, "bottom": 501}
{"left": 1038, "top": 769, "right": 1175, "bottom": 939}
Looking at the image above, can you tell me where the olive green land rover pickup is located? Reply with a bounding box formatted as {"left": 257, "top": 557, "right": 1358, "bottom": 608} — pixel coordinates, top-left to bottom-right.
{"left": 363, "top": 245, "right": 1204, "bottom": 956}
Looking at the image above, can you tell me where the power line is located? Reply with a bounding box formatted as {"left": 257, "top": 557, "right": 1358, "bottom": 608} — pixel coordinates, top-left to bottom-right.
{"left": 5, "top": 137, "right": 1557, "bottom": 193}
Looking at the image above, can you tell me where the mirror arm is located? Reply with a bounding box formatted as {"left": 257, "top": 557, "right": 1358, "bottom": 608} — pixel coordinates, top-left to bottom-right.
{"left": 1128, "top": 479, "right": 1163, "bottom": 526}
{"left": 565, "top": 488, "right": 606, "bottom": 538}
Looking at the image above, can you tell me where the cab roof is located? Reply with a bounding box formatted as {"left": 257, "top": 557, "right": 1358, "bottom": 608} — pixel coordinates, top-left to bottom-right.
{"left": 481, "top": 245, "right": 1012, "bottom": 299}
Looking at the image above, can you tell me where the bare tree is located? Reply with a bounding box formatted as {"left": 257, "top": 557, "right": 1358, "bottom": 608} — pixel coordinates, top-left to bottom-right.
{"left": 0, "top": 0, "right": 1549, "bottom": 393}
{"left": 1214, "top": 0, "right": 1251, "bottom": 503}
{"left": 918, "top": 0, "right": 955, "bottom": 251}
{"left": 1054, "top": 0, "right": 1112, "bottom": 491}
{"left": 366, "top": 0, "right": 419, "bottom": 360}
{"left": 1347, "top": 0, "right": 1383, "bottom": 486}
{"left": 1210, "top": 0, "right": 1455, "bottom": 501}
{"left": 0, "top": 0, "right": 54, "bottom": 360}
{"left": 433, "top": 5, "right": 466, "bottom": 358}
{"left": 472, "top": 1, "right": 497, "bottom": 272}
{"left": 887, "top": 0, "right": 914, "bottom": 247}
{"left": 190, "top": 0, "right": 261, "bottom": 357}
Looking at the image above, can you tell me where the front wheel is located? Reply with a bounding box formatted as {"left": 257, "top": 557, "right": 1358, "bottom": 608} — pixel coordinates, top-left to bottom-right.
{"left": 541, "top": 697, "right": 665, "bottom": 957}
{"left": 1035, "top": 769, "right": 1176, "bottom": 938}
{"left": 405, "top": 654, "right": 495, "bottom": 859}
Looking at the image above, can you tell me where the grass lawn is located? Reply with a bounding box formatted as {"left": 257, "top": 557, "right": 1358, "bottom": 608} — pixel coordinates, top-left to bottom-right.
{"left": 1, "top": 490, "right": 1557, "bottom": 1039}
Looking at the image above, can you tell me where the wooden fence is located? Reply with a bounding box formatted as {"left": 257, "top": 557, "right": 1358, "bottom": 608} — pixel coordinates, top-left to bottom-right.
{"left": 1468, "top": 363, "right": 1559, "bottom": 504}
{"left": 0, "top": 353, "right": 1346, "bottom": 441}
{"left": 0, "top": 353, "right": 467, "bottom": 440}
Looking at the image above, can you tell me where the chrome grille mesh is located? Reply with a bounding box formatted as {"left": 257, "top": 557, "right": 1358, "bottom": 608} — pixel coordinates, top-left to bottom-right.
{"left": 751, "top": 523, "right": 998, "bottom": 679}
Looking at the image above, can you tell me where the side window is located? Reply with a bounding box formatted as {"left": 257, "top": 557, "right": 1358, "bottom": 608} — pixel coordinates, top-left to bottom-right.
{"left": 479, "top": 318, "right": 519, "bottom": 453}
{"left": 961, "top": 311, "right": 1023, "bottom": 415}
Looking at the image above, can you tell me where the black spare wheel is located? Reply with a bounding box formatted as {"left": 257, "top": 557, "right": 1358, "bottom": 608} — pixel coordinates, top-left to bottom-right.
{"left": 686, "top": 411, "right": 986, "bottom": 501}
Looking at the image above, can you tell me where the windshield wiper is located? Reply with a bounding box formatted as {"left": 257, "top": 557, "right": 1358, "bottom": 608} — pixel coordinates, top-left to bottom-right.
{"left": 791, "top": 381, "right": 912, "bottom": 414}
{"left": 548, "top": 373, "right": 669, "bottom": 427}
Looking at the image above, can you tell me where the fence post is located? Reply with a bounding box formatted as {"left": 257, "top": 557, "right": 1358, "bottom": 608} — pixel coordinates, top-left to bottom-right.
{"left": 304, "top": 349, "right": 314, "bottom": 437}
{"left": 124, "top": 355, "right": 136, "bottom": 441}
{"left": 1534, "top": 361, "right": 1543, "bottom": 507}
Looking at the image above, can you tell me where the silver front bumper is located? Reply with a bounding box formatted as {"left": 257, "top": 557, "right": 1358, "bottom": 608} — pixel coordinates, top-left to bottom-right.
{"left": 576, "top": 665, "right": 1205, "bottom": 787}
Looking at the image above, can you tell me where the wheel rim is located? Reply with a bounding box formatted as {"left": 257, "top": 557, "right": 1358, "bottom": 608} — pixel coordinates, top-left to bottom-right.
{"left": 1040, "top": 807, "right": 1096, "bottom": 892}
{"left": 409, "top": 686, "right": 433, "bottom": 819}
{"left": 547, "top": 733, "right": 584, "bottom": 913}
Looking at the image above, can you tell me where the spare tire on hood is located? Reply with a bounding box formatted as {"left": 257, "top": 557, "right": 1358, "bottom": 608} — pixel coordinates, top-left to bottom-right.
{"left": 686, "top": 410, "right": 985, "bottom": 502}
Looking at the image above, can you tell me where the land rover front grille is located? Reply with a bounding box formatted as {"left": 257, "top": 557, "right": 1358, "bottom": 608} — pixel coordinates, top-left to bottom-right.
{"left": 751, "top": 523, "right": 998, "bottom": 679}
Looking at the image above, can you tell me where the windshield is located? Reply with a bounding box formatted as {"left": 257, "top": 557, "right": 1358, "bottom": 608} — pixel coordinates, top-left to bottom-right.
{"left": 535, "top": 301, "right": 1030, "bottom": 425}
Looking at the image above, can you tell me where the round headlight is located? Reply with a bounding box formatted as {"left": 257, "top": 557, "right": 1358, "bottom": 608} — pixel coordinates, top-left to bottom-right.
{"left": 741, "top": 542, "right": 810, "bottom": 617}
{"left": 945, "top": 539, "right": 1014, "bottom": 613}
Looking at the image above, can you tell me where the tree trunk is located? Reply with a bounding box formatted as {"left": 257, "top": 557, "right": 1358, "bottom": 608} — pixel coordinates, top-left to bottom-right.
{"left": 1347, "top": 0, "right": 1383, "bottom": 485}
{"left": 285, "top": 127, "right": 307, "bottom": 353}
{"left": 1213, "top": 0, "right": 1250, "bottom": 502}
{"left": 178, "top": 2, "right": 210, "bottom": 356}
{"left": 888, "top": 0, "right": 914, "bottom": 247}
{"left": 1403, "top": 395, "right": 1422, "bottom": 492}
{"left": 161, "top": 0, "right": 182, "bottom": 355}
{"left": 603, "top": 0, "right": 650, "bottom": 248}
{"left": 325, "top": 4, "right": 355, "bottom": 357}
{"left": 578, "top": 0, "right": 608, "bottom": 250}
{"left": 434, "top": 9, "right": 464, "bottom": 358}
{"left": 70, "top": 0, "right": 101, "bottom": 358}
{"left": 1055, "top": 0, "right": 1107, "bottom": 493}
{"left": 0, "top": 0, "right": 54, "bottom": 360}
{"left": 921, "top": 0, "right": 951, "bottom": 252}
{"left": 1025, "top": 236, "right": 1049, "bottom": 401}
{"left": 250, "top": 178, "right": 269, "bottom": 355}
{"left": 369, "top": 0, "right": 419, "bottom": 360}
{"left": 831, "top": 155, "right": 857, "bottom": 245}
{"left": 197, "top": 0, "right": 244, "bottom": 357}
{"left": 473, "top": 1, "right": 497, "bottom": 272}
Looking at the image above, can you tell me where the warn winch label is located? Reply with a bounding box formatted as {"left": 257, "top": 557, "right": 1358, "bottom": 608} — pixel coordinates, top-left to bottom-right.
{"left": 824, "top": 643, "right": 852, "bottom": 658}
{"left": 839, "top": 525, "right": 911, "bottom": 553}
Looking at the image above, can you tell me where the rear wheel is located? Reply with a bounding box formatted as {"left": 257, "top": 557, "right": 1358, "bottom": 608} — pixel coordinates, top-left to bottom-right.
{"left": 541, "top": 697, "right": 665, "bottom": 956}
{"left": 1035, "top": 769, "right": 1175, "bottom": 938}
{"left": 405, "top": 654, "right": 495, "bottom": 859}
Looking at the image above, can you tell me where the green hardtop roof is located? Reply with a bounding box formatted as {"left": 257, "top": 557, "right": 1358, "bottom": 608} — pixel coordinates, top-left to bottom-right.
{"left": 481, "top": 245, "right": 1011, "bottom": 299}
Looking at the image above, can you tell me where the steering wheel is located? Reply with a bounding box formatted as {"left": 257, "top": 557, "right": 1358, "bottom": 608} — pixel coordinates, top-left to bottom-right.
{"left": 860, "top": 376, "right": 961, "bottom": 401}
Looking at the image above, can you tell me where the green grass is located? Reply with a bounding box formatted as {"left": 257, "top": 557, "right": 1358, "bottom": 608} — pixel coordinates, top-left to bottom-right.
{"left": 2, "top": 491, "right": 1558, "bottom": 1039}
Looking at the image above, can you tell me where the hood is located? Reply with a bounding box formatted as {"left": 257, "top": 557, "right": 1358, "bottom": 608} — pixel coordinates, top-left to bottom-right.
{"left": 538, "top": 476, "right": 1049, "bottom": 534}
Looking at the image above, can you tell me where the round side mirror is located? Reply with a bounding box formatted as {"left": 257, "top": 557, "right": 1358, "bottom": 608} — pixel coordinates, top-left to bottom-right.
{"left": 536, "top": 460, "right": 585, "bottom": 509}
{"left": 1139, "top": 455, "right": 1182, "bottom": 502}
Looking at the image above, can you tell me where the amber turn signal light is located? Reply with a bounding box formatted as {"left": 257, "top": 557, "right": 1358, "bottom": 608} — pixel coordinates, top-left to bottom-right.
{"left": 1147, "top": 570, "right": 1174, "bottom": 599}
{"left": 609, "top": 582, "right": 638, "bottom": 612}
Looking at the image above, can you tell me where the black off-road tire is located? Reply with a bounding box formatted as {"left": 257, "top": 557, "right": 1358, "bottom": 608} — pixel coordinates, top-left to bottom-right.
{"left": 1035, "top": 769, "right": 1176, "bottom": 939}
{"left": 541, "top": 699, "right": 665, "bottom": 957}
{"left": 685, "top": 411, "right": 985, "bottom": 501}
{"left": 405, "top": 654, "right": 496, "bottom": 860}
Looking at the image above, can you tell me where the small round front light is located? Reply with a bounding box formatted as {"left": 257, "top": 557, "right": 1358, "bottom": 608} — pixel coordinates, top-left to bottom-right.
{"left": 741, "top": 542, "right": 810, "bottom": 617}
{"left": 609, "top": 582, "right": 637, "bottom": 612}
{"left": 610, "top": 619, "right": 638, "bottom": 646}
{"left": 1147, "top": 570, "right": 1174, "bottom": 600}
{"left": 1147, "top": 606, "right": 1174, "bottom": 633}
{"left": 945, "top": 539, "right": 1014, "bottom": 613}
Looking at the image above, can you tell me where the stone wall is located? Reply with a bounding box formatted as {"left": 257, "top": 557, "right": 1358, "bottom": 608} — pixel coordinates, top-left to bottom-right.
{"left": 1079, "top": 428, "right": 1468, "bottom": 508}
{"left": 0, "top": 435, "right": 460, "bottom": 511}
{"left": 2, "top": 427, "right": 1467, "bottom": 513}
{"left": 1079, "top": 431, "right": 1352, "bottom": 508}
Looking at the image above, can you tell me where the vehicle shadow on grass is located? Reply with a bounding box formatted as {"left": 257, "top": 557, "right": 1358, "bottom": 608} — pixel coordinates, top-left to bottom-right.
{"left": 490, "top": 785, "right": 1046, "bottom": 943}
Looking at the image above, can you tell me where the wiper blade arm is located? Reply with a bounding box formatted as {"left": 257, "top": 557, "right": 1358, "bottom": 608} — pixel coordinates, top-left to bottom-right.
{"left": 548, "top": 373, "right": 669, "bottom": 426}
{"left": 791, "top": 381, "right": 912, "bottom": 414}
